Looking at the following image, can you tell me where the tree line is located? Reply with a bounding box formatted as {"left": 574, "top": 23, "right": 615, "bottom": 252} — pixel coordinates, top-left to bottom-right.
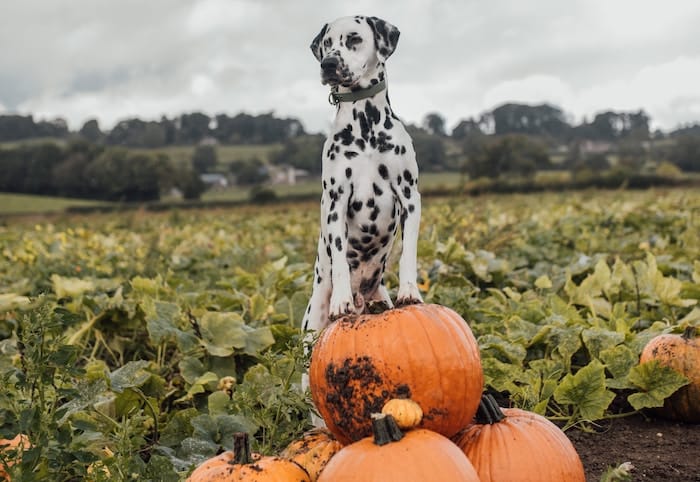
{"left": 1, "top": 103, "right": 699, "bottom": 203}
{"left": 0, "top": 112, "right": 304, "bottom": 147}
{"left": 0, "top": 141, "right": 204, "bottom": 202}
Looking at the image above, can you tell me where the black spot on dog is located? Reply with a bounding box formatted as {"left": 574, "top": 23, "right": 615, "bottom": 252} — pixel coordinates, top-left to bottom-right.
{"left": 346, "top": 167, "right": 352, "bottom": 178}
{"left": 365, "top": 101, "right": 381, "bottom": 125}
{"left": 380, "top": 234, "right": 390, "bottom": 246}
{"left": 366, "top": 198, "right": 375, "bottom": 208}
{"left": 335, "top": 237, "right": 343, "bottom": 251}
{"left": 361, "top": 235, "right": 373, "bottom": 244}
{"left": 408, "top": 204, "right": 415, "bottom": 212}
{"left": 352, "top": 200, "right": 363, "bottom": 212}
{"left": 331, "top": 177, "right": 336, "bottom": 185}
{"left": 378, "top": 164, "right": 389, "bottom": 179}
{"left": 401, "top": 145, "right": 406, "bottom": 154}
{"left": 373, "top": 183, "right": 383, "bottom": 196}
{"left": 355, "top": 138, "right": 366, "bottom": 150}
{"left": 370, "top": 206, "right": 380, "bottom": 221}
{"left": 345, "top": 151, "right": 358, "bottom": 159}
{"left": 403, "top": 186, "right": 411, "bottom": 199}
{"left": 403, "top": 169, "right": 413, "bottom": 185}
{"left": 334, "top": 124, "right": 355, "bottom": 146}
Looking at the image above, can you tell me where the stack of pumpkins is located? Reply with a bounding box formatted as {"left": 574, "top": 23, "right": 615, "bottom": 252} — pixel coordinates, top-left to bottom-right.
{"left": 187, "top": 303, "right": 588, "bottom": 481}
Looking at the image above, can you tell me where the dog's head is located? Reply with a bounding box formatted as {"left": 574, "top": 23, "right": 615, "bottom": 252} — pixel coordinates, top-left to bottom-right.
{"left": 310, "top": 15, "right": 400, "bottom": 87}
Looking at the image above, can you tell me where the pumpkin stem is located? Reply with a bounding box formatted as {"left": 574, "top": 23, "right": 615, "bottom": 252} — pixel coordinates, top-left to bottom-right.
{"left": 682, "top": 326, "right": 697, "bottom": 340}
{"left": 475, "top": 394, "right": 507, "bottom": 425}
{"left": 371, "top": 413, "right": 404, "bottom": 446}
{"left": 232, "top": 432, "right": 252, "bottom": 465}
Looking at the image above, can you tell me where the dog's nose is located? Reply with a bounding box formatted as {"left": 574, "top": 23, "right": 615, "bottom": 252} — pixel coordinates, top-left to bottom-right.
{"left": 320, "top": 57, "right": 339, "bottom": 71}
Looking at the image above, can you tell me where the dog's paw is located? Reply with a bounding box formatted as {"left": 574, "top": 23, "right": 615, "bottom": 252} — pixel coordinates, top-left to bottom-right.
{"left": 329, "top": 292, "right": 357, "bottom": 321}
{"left": 396, "top": 283, "right": 424, "bottom": 307}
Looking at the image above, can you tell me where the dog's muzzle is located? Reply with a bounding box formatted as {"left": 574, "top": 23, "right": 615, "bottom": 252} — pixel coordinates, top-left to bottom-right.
{"left": 320, "top": 57, "right": 342, "bottom": 85}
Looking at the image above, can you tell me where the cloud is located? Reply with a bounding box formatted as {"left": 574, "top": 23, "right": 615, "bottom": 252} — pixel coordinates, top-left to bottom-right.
{"left": 2, "top": 0, "right": 700, "bottom": 132}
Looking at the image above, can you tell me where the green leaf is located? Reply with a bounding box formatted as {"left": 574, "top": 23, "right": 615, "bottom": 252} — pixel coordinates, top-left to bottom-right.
{"left": 481, "top": 357, "right": 523, "bottom": 394}
{"left": 199, "top": 311, "right": 274, "bottom": 357}
{"left": 208, "top": 391, "right": 231, "bottom": 416}
{"left": 109, "top": 360, "right": 152, "bottom": 392}
{"left": 582, "top": 327, "right": 625, "bottom": 360}
{"left": 626, "top": 360, "right": 690, "bottom": 411}
{"left": 600, "top": 344, "right": 638, "bottom": 386}
{"left": 553, "top": 360, "right": 615, "bottom": 421}
{"left": 159, "top": 408, "right": 199, "bottom": 447}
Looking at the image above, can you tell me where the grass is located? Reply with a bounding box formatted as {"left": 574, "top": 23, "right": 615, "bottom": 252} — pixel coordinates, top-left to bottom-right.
{"left": 0, "top": 193, "right": 111, "bottom": 214}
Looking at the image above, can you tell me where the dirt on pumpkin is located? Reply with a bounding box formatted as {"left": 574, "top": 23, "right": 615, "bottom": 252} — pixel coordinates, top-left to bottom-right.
{"left": 568, "top": 414, "right": 700, "bottom": 481}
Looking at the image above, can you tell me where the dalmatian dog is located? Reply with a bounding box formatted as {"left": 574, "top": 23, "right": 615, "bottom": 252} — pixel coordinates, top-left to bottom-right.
{"left": 302, "top": 15, "right": 423, "bottom": 340}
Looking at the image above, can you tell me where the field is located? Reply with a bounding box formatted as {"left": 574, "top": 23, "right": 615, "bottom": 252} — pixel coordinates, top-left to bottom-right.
{"left": 1, "top": 188, "right": 699, "bottom": 480}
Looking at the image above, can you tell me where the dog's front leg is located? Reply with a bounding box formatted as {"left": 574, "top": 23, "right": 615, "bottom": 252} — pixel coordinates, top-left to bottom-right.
{"left": 396, "top": 188, "right": 423, "bottom": 306}
{"left": 322, "top": 185, "right": 356, "bottom": 320}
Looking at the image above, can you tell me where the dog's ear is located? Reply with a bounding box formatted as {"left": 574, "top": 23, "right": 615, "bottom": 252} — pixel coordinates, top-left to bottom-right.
{"left": 366, "top": 16, "right": 400, "bottom": 62}
{"left": 310, "top": 23, "right": 328, "bottom": 62}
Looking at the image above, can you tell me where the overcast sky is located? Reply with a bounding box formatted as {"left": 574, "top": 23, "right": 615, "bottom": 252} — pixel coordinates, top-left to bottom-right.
{"left": 2, "top": 0, "right": 700, "bottom": 134}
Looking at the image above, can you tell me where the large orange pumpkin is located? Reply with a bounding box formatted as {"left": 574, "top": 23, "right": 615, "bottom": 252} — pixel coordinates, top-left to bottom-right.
{"left": 453, "top": 394, "right": 586, "bottom": 482}
{"left": 639, "top": 326, "right": 700, "bottom": 422}
{"left": 280, "top": 428, "right": 342, "bottom": 481}
{"left": 318, "top": 413, "right": 479, "bottom": 481}
{"left": 186, "top": 432, "right": 311, "bottom": 482}
{"left": 309, "top": 303, "right": 483, "bottom": 444}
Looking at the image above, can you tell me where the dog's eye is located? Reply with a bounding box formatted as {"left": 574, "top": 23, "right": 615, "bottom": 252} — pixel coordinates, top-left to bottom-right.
{"left": 346, "top": 35, "right": 363, "bottom": 48}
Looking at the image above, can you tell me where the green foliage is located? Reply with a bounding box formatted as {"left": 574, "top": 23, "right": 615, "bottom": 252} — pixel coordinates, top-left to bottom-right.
{"left": 1, "top": 189, "right": 699, "bottom": 478}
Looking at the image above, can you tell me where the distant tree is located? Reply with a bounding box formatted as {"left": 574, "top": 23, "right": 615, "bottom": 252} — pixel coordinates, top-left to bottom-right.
{"left": 192, "top": 144, "right": 218, "bottom": 173}
{"left": 52, "top": 141, "right": 104, "bottom": 198}
{"left": 22, "top": 142, "right": 64, "bottom": 194}
{"left": 214, "top": 112, "right": 305, "bottom": 144}
{"left": 177, "top": 112, "right": 211, "bottom": 144}
{"left": 84, "top": 148, "right": 167, "bottom": 201}
{"left": 106, "top": 119, "right": 166, "bottom": 147}
{"left": 0, "top": 115, "right": 37, "bottom": 141}
{"left": 668, "top": 135, "right": 700, "bottom": 172}
{"left": 490, "top": 103, "right": 571, "bottom": 142}
{"left": 581, "top": 110, "right": 650, "bottom": 142}
{"left": 230, "top": 157, "right": 269, "bottom": 185}
{"left": 452, "top": 118, "right": 483, "bottom": 140}
{"left": 423, "top": 112, "right": 447, "bottom": 137}
{"left": 406, "top": 125, "right": 447, "bottom": 171}
{"left": 467, "top": 134, "right": 550, "bottom": 179}
{"left": 79, "top": 119, "right": 104, "bottom": 143}
{"left": 273, "top": 134, "right": 324, "bottom": 174}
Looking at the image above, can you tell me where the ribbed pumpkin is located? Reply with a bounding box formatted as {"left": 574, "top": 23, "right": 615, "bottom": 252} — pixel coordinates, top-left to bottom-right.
{"left": 186, "top": 432, "right": 311, "bottom": 482}
{"left": 639, "top": 327, "right": 700, "bottom": 422}
{"left": 381, "top": 398, "right": 423, "bottom": 429}
{"left": 318, "top": 413, "right": 479, "bottom": 481}
{"left": 280, "top": 428, "right": 343, "bottom": 481}
{"left": 453, "top": 394, "right": 586, "bottom": 482}
{"left": 309, "top": 303, "right": 483, "bottom": 444}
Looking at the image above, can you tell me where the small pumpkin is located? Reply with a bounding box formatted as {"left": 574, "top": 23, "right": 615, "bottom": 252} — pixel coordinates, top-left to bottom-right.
{"left": 310, "top": 303, "right": 483, "bottom": 444}
{"left": 186, "top": 432, "right": 311, "bottom": 482}
{"left": 639, "top": 326, "right": 700, "bottom": 422}
{"left": 381, "top": 398, "right": 423, "bottom": 429}
{"left": 280, "top": 428, "right": 342, "bottom": 481}
{"left": 453, "top": 394, "right": 585, "bottom": 482}
{"left": 0, "top": 434, "right": 30, "bottom": 481}
{"left": 318, "top": 413, "right": 479, "bottom": 481}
